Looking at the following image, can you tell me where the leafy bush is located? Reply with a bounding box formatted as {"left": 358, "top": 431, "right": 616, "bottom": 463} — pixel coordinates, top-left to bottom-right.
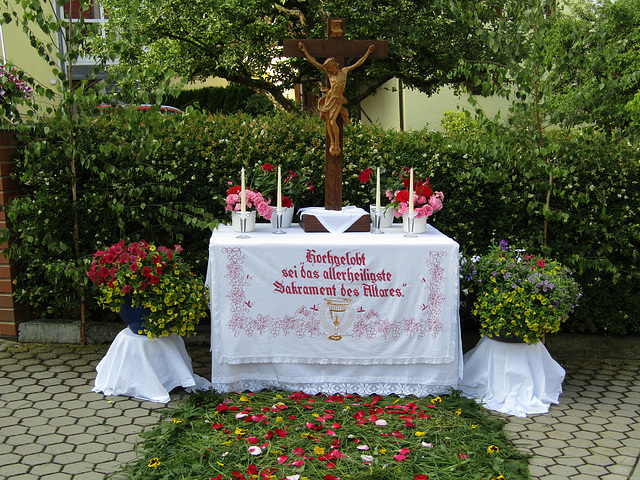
{"left": 166, "top": 85, "right": 275, "bottom": 116}
{"left": 3, "top": 111, "right": 639, "bottom": 336}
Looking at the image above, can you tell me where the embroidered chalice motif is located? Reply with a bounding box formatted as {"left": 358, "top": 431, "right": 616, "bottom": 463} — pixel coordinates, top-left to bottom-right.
{"left": 322, "top": 297, "right": 354, "bottom": 341}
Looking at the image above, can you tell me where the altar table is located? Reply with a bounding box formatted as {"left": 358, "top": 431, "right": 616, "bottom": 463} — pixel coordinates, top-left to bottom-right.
{"left": 206, "top": 223, "right": 462, "bottom": 396}
{"left": 93, "top": 328, "right": 212, "bottom": 403}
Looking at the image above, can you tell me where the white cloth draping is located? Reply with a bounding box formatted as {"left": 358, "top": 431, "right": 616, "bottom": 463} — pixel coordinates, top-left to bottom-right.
{"left": 207, "top": 223, "right": 462, "bottom": 396}
{"left": 93, "top": 328, "right": 212, "bottom": 403}
{"left": 298, "top": 206, "right": 368, "bottom": 233}
{"left": 458, "top": 337, "right": 565, "bottom": 417}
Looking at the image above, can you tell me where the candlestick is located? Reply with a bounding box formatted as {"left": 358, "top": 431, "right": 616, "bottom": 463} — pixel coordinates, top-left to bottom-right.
{"left": 240, "top": 167, "right": 246, "bottom": 214}
{"left": 277, "top": 165, "right": 282, "bottom": 211}
{"left": 408, "top": 168, "right": 414, "bottom": 214}
{"left": 376, "top": 167, "right": 381, "bottom": 212}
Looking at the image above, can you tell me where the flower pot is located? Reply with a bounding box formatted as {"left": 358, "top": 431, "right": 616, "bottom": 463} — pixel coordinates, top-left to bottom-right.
{"left": 119, "top": 296, "right": 150, "bottom": 335}
{"left": 402, "top": 213, "right": 428, "bottom": 234}
{"left": 370, "top": 205, "right": 394, "bottom": 228}
{"left": 270, "top": 206, "right": 295, "bottom": 229}
{"left": 231, "top": 210, "right": 256, "bottom": 232}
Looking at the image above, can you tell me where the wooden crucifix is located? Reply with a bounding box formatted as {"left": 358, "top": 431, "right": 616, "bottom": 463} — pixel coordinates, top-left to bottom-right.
{"left": 284, "top": 18, "right": 388, "bottom": 211}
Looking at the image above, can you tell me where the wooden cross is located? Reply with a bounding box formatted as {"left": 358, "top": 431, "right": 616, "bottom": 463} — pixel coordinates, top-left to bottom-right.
{"left": 284, "top": 18, "right": 388, "bottom": 211}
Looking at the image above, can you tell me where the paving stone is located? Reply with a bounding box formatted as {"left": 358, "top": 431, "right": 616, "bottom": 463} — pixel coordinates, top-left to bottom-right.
{"left": 547, "top": 464, "right": 580, "bottom": 476}
{"left": 577, "top": 463, "right": 611, "bottom": 476}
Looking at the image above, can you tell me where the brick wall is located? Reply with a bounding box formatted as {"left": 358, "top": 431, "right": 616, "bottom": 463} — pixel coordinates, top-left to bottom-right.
{"left": 0, "top": 130, "right": 29, "bottom": 341}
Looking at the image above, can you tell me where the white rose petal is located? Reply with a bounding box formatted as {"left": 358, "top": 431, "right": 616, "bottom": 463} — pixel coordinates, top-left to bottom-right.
{"left": 361, "top": 455, "right": 374, "bottom": 462}
{"left": 421, "top": 442, "right": 433, "bottom": 448}
{"left": 374, "top": 419, "right": 388, "bottom": 426}
{"left": 356, "top": 445, "right": 370, "bottom": 451}
{"left": 286, "top": 476, "right": 300, "bottom": 480}
{"left": 248, "top": 446, "right": 262, "bottom": 456}
{"left": 236, "top": 413, "right": 248, "bottom": 419}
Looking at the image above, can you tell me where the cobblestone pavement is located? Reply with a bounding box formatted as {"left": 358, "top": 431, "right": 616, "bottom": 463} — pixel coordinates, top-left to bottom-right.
{"left": 0, "top": 336, "right": 639, "bottom": 480}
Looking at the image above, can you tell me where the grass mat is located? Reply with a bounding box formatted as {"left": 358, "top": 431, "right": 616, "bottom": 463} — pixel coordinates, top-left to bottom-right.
{"left": 116, "top": 390, "right": 529, "bottom": 480}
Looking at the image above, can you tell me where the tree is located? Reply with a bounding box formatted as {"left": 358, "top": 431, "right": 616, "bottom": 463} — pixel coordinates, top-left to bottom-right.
{"left": 544, "top": 0, "right": 640, "bottom": 134}
{"left": 94, "top": 0, "right": 493, "bottom": 112}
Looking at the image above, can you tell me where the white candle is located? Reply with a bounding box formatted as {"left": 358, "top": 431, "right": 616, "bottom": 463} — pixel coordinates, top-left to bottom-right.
{"left": 408, "top": 168, "right": 414, "bottom": 214}
{"left": 277, "top": 165, "right": 282, "bottom": 211}
{"left": 376, "top": 167, "right": 381, "bottom": 212}
{"left": 240, "top": 167, "right": 246, "bottom": 214}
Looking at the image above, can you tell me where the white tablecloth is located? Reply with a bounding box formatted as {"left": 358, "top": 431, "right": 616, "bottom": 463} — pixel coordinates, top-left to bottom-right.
{"left": 93, "top": 328, "right": 212, "bottom": 403}
{"left": 458, "top": 337, "right": 565, "bottom": 417}
{"left": 206, "top": 223, "right": 462, "bottom": 396}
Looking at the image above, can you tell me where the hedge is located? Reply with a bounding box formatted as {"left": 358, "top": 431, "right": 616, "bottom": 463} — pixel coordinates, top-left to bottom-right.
{"left": 3, "top": 110, "right": 639, "bottom": 334}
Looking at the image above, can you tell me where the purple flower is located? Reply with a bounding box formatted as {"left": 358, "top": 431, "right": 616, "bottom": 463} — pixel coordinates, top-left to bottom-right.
{"left": 499, "top": 240, "right": 509, "bottom": 251}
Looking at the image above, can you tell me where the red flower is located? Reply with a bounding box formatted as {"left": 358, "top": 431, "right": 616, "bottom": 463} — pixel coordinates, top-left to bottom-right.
{"left": 395, "top": 190, "right": 410, "bottom": 203}
{"left": 537, "top": 259, "right": 546, "bottom": 268}
{"left": 227, "top": 185, "right": 242, "bottom": 195}
{"left": 142, "top": 266, "right": 152, "bottom": 277}
{"left": 358, "top": 168, "right": 373, "bottom": 184}
{"left": 307, "top": 181, "right": 315, "bottom": 193}
{"left": 415, "top": 475, "right": 428, "bottom": 480}
{"left": 262, "top": 163, "right": 275, "bottom": 172}
{"left": 416, "top": 184, "right": 433, "bottom": 198}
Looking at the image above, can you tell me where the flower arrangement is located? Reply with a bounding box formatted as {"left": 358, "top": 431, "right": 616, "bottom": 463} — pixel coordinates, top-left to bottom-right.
{"left": 461, "top": 240, "right": 582, "bottom": 344}
{"left": 358, "top": 167, "right": 444, "bottom": 219}
{"left": 252, "top": 162, "right": 315, "bottom": 208}
{"left": 87, "top": 240, "right": 209, "bottom": 339}
{"left": 120, "top": 390, "right": 527, "bottom": 480}
{"left": 1, "top": 64, "right": 34, "bottom": 122}
{"left": 225, "top": 183, "right": 273, "bottom": 220}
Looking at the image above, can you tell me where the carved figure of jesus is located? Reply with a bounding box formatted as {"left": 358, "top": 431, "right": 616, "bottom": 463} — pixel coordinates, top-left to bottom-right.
{"left": 298, "top": 42, "right": 375, "bottom": 156}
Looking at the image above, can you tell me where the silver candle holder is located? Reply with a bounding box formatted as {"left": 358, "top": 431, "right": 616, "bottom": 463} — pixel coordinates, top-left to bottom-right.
{"left": 403, "top": 211, "right": 418, "bottom": 238}
{"left": 272, "top": 209, "right": 286, "bottom": 234}
{"left": 370, "top": 206, "right": 385, "bottom": 234}
{"left": 236, "top": 211, "right": 252, "bottom": 239}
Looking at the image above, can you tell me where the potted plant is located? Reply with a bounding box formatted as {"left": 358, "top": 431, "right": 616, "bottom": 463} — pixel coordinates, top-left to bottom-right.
{"left": 224, "top": 182, "right": 273, "bottom": 232}
{"left": 87, "top": 240, "right": 209, "bottom": 339}
{"left": 461, "top": 240, "right": 582, "bottom": 344}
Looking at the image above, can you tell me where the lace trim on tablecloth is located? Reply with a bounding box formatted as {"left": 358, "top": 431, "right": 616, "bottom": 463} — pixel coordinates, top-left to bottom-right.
{"left": 210, "top": 380, "right": 457, "bottom": 397}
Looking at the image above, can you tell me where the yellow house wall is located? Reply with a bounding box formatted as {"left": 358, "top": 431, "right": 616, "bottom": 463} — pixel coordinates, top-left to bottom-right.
{"left": 361, "top": 78, "right": 510, "bottom": 131}
{"left": 1, "top": 3, "right": 61, "bottom": 91}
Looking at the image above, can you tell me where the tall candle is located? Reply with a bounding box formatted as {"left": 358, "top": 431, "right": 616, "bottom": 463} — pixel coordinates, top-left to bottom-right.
{"left": 376, "top": 167, "right": 381, "bottom": 212}
{"left": 240, "top": 167, "right": 246, "bottom": 214}
{"left": 277, "top": 165, "right": 282, "bottom": 211}
{"left": 408, "top": 168, "right": 414, "bottom": 214}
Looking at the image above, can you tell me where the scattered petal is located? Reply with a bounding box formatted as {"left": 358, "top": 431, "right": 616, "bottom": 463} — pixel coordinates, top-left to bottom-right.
{"left": 374, "top": 419, "right": 387, "bottom": 426}
{"left": 248, "top": 446, "right": 262, "bottom": 456}
{"left": 361, "top": 455, "right": 374, "bottom": 462}
{"left": 314, "top": 446, "right": 325, "bottom": 455}
{"left": 356, "top": 445, "right": 370, "bottom": 451}
{"left": 291, "top": 459, "right": 305, "bottom": 467}
{"left": 277, "top": 455, "right": 289, "bottom": 464}
{"left": 393, "top": 454, "right": 407, "bottom": 462}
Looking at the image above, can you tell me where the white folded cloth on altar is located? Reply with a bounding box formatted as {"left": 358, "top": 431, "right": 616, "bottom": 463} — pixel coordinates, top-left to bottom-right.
{"left": 93, "top": 328, "right": 212, "bottom": 403}
{"left": 299, "top": 206, "right": 368, "bottom": 233}
{"left": 458, "top": 337, "right": 565, "bottom": 417}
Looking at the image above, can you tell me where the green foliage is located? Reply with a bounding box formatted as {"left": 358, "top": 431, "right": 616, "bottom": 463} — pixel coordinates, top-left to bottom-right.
{"left": 3, "top": 111, "right": 639, "bottom": 335}
{"left": 440, "top": 110, "right": 477, "bottom": 136}
{"left": 166, "top": 85, "right": 275, "bottom": 116}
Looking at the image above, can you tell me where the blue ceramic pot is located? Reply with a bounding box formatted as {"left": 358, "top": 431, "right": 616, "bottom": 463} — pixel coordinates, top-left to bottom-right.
{"left": 119, "top": 296, "right": 149, "bottom": 335}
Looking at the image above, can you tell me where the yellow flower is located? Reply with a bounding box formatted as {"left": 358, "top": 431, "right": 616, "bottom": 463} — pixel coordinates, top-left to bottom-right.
{"left": 487, "top": 445, "right": 500, "bottom": 453}
{"left": 314, "top": 446, "right": 325, "bottom": 455}
{"left": 431, "top": 396, "right": 442, "bottom": 403}
{"left": 454, "top": 408, "right": 462, "bottom": 416}
{"left": 379, "top": 448, "right": 386, "bottom": 454}
{"left": 235, "top": 427, "right": 248, "bottom": 435}
{"left": 147, "top": 458, "right": 161, "bottom": 468}
{"left": 172, "top": 418, "right": 183, "bottom": 424}
{"left": 414, "top": 431, "right": 426, "bottom": 436}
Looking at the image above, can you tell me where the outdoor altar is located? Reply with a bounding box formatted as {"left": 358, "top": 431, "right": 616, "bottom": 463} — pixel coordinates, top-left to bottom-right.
{"left": 205, "top": 222, "right": 462, "bottom": 396}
